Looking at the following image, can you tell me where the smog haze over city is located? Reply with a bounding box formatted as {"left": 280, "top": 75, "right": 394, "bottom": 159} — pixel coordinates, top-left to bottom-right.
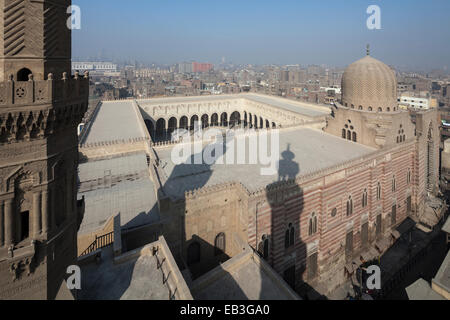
{"left": 73, "top": 0, "right": 450, "bottom": 71}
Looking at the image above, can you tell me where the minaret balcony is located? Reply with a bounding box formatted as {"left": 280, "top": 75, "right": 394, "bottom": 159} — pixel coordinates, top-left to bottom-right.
{"left": 0, "top": 72, "right": 89, "bottom": 107}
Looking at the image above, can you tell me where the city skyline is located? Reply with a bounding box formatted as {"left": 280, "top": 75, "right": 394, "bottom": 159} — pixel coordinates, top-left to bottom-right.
{"left": 73, "top": 0, "right": 450, "bottom": 71}
{"left": 0, "top": 0, "right": 449, "bottom": 303}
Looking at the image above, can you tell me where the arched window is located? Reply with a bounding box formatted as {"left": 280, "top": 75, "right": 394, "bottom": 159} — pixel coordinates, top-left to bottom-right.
{"left": 179, "top": 116, "right": 189, "bottom": 129}
{"left": 358, "top": 105, "right": 363, "bottom": 110}
{"left": 187, "top": 241, "right": 200, "bottom": 266}
{"left": 392, "top": 176, "right": 396, "bottom": 192}
{"left": 331, "top": 208, "right": 337, "bottom": 217}
{"left": 168, "top": 117, "right": 177, "bottom": 136}
{"left": 285, "top": 223, "right": 295, "bottom": 248}
{"left": 262, "top": 235, "right": 269, "bottom": 260}
{"left": 155, "top": 118, "right": 166, "bottom": 141}
{"left": 346, "top": 196, "right": 353, "bottom": 216}
{"left": 144, "top": 119, "right": 155, "bottom": 139}
{"left": 190, "top": 115, "right": 199, "bottom": 130}
{"left": 377, "top": 182, "right": 382, "bottom": 200}
{"left": 201, "top": 114, "right": 209, "bottom": 129}
{"left": 368, "top": 107, "right": 373, "bottom": 111}
{"left": 309, "top": 213, "right": 317, "bottom": 236}
{"left": 407, "top": 169, "right": 411, "bottom": 185}
{"left": 352, "top": 132, "right": 357, "bottom": 142}
{"left": 220, "top": 113, "right": 228, "bottom": 127}
{"left": 289, "top": 225, "right": 295, "bottom": 246}
{"left": 230, "top": 111, "right": 241, "bottom": 127}
{"left": 347, "top": 130, "right": 351, "bottom": 140}
{"left": 362, "top": 189, "right": 368, "bottom": 208}
{"left": 378, "top": 107, "right": 382, "bottom": 112}
{"left": 214, "top": 233, "right": 226, "bottom": 256}
{"left": 210, "top": 113, "right": 218, "bottom": 126}
{"left": 397, "top": 126, "right": 405, "bottom": 143}
{"left": 17, "top": 68, "right": 32, "bottom": 81}
{"left": 342, "top": 129, "right": 346, "bottom": 139}
{"left": 284, "top": 229, "right": 290, "bottom": 249}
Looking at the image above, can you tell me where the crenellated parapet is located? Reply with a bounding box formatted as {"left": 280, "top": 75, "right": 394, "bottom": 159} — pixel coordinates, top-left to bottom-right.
{"left": 0, "top": 72, "right": 90, "bottom": 143}
{"left": 184, "top": 181, "right": 245, "bottom": 199}
{"left": 79, "top": 136, "right": 148, "bottom": 149}
{"left": 0, "top": 72, "right": 89, "bottom": 107}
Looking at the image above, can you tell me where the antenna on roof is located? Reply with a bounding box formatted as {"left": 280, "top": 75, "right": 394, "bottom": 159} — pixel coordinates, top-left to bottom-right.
{"left": 366, "top": 44, "right": 370, "bottom": 56}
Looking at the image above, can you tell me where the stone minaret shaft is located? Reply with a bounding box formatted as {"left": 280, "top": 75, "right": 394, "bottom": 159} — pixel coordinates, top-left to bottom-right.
{"left": 0, "top": 0, "right": 88, "bottom": 299}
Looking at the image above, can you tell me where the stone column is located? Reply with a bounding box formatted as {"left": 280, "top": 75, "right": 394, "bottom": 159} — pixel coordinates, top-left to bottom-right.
{"left": 33, "top": 192, "right": 42, "bottom": 238}
{"left": 4, "top": 199, "right": 13, "bottom": 246}
{"left": 0, "top": 200, "right": 4, "bottom": 247}
{"left": 41, "top": 190, "right": 49, "bottom": 234}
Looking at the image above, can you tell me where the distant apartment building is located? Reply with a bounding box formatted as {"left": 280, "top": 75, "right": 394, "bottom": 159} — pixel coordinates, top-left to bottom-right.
{"left": 192, "top": 62, "right": 213, "bottom": 73}
{"left": 398, "top": 76, "right": 431, "bottom": 92}
{"left": 279, "top": 69, "right": 307, "bottom": 84}
{"left": 398, "top": 82, "right": 414, "bottom": 93}
{"left": 72, "top": 62, "right": 118, "bottom": 75}
{"left": 178, "top": 62, "right": 193, "bottom": 73}
{"left": 177, "top": 62, "right": 213, "bottom": 74}
{"left": 135, "top": 68, "right": 170, "bottom": 78}
{"left": 280, "top": 70, "right": 289, "bottom": 82}
{"left": 398, "top": 92, "right": 437, "bottom": 110}
{"left": 441, "top": 83, "right": 450, "bottom": 106}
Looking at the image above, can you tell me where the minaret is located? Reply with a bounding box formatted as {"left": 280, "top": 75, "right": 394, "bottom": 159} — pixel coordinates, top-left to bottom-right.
{"left": 0, "top": 0, "right": 88, "bottom": 299}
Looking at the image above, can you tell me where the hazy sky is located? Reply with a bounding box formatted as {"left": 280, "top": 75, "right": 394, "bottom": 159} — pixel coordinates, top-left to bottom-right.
{"left": 72, "top": 0, "right": 450, "bottom": 70}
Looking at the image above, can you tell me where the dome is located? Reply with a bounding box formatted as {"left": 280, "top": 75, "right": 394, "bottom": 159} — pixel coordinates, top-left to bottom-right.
{"left": 341, "top": 55, "right": 397, "bottom": 112}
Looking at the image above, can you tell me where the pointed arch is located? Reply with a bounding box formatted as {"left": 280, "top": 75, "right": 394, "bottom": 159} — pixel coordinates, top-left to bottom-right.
{"left": 214, "top": 232, "right": 226, "bottom": 256}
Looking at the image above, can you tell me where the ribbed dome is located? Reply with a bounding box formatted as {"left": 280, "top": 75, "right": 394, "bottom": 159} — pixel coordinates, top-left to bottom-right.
{"left": 341, "top": 55, "right": 397, "bottom": 112}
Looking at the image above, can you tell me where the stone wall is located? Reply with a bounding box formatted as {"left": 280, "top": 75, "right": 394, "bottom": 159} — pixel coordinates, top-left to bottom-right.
{"left": 325, "top": 105, "right": 416, "bottom": 149}
{"left": 157, "top": 138, "right": 423, "bottom": 294}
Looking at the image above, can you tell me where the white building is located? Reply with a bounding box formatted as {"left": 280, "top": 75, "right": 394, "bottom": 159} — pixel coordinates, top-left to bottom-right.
{"left": 398, "top": 92, "right": 436, "bottom": 110}
{"left": 72, "top": 62, "right": 118, "bottom": 74}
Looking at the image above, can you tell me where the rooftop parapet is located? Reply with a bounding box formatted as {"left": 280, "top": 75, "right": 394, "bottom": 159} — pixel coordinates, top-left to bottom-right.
{"left": 0, "top": 72, "right": 90, "bottom": 143}
{"left": 0, "top": 71, "right": 89, "bottom": 107}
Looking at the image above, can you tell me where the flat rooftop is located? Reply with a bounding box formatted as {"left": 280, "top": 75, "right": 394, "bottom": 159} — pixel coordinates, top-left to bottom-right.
{"left": 155, "top": 127, "right": 376, "bottom": 198}
{"left": 406, "top": 279, "right": 445, "bottom": 300}
{"left": 432, "top": 249, "right": 450, "bottom": 295}
{"left": 79, "top": 247, "right": 170, "bottom": 300}
{"left": 78, "top": 152, "right": 149, "bottom": 182}
{"left": 137, "top": 93, "right": 331, "bottom": 118}
{"left": 245, "top": 94, "right": 330, "bottom": 117}
{"left": 82, "top": 101, "right": 145, "bottom": 144}
{"left": 77, "top": 153, "right": 159, "bottom": 235}
{"left": 191, "top": 247, "right": 299, "bottom": 300}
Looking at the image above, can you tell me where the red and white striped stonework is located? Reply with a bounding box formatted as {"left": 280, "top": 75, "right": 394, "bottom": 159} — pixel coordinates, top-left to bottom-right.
{"left": 248, "top": 139, "right": 430, "bottom": 292}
